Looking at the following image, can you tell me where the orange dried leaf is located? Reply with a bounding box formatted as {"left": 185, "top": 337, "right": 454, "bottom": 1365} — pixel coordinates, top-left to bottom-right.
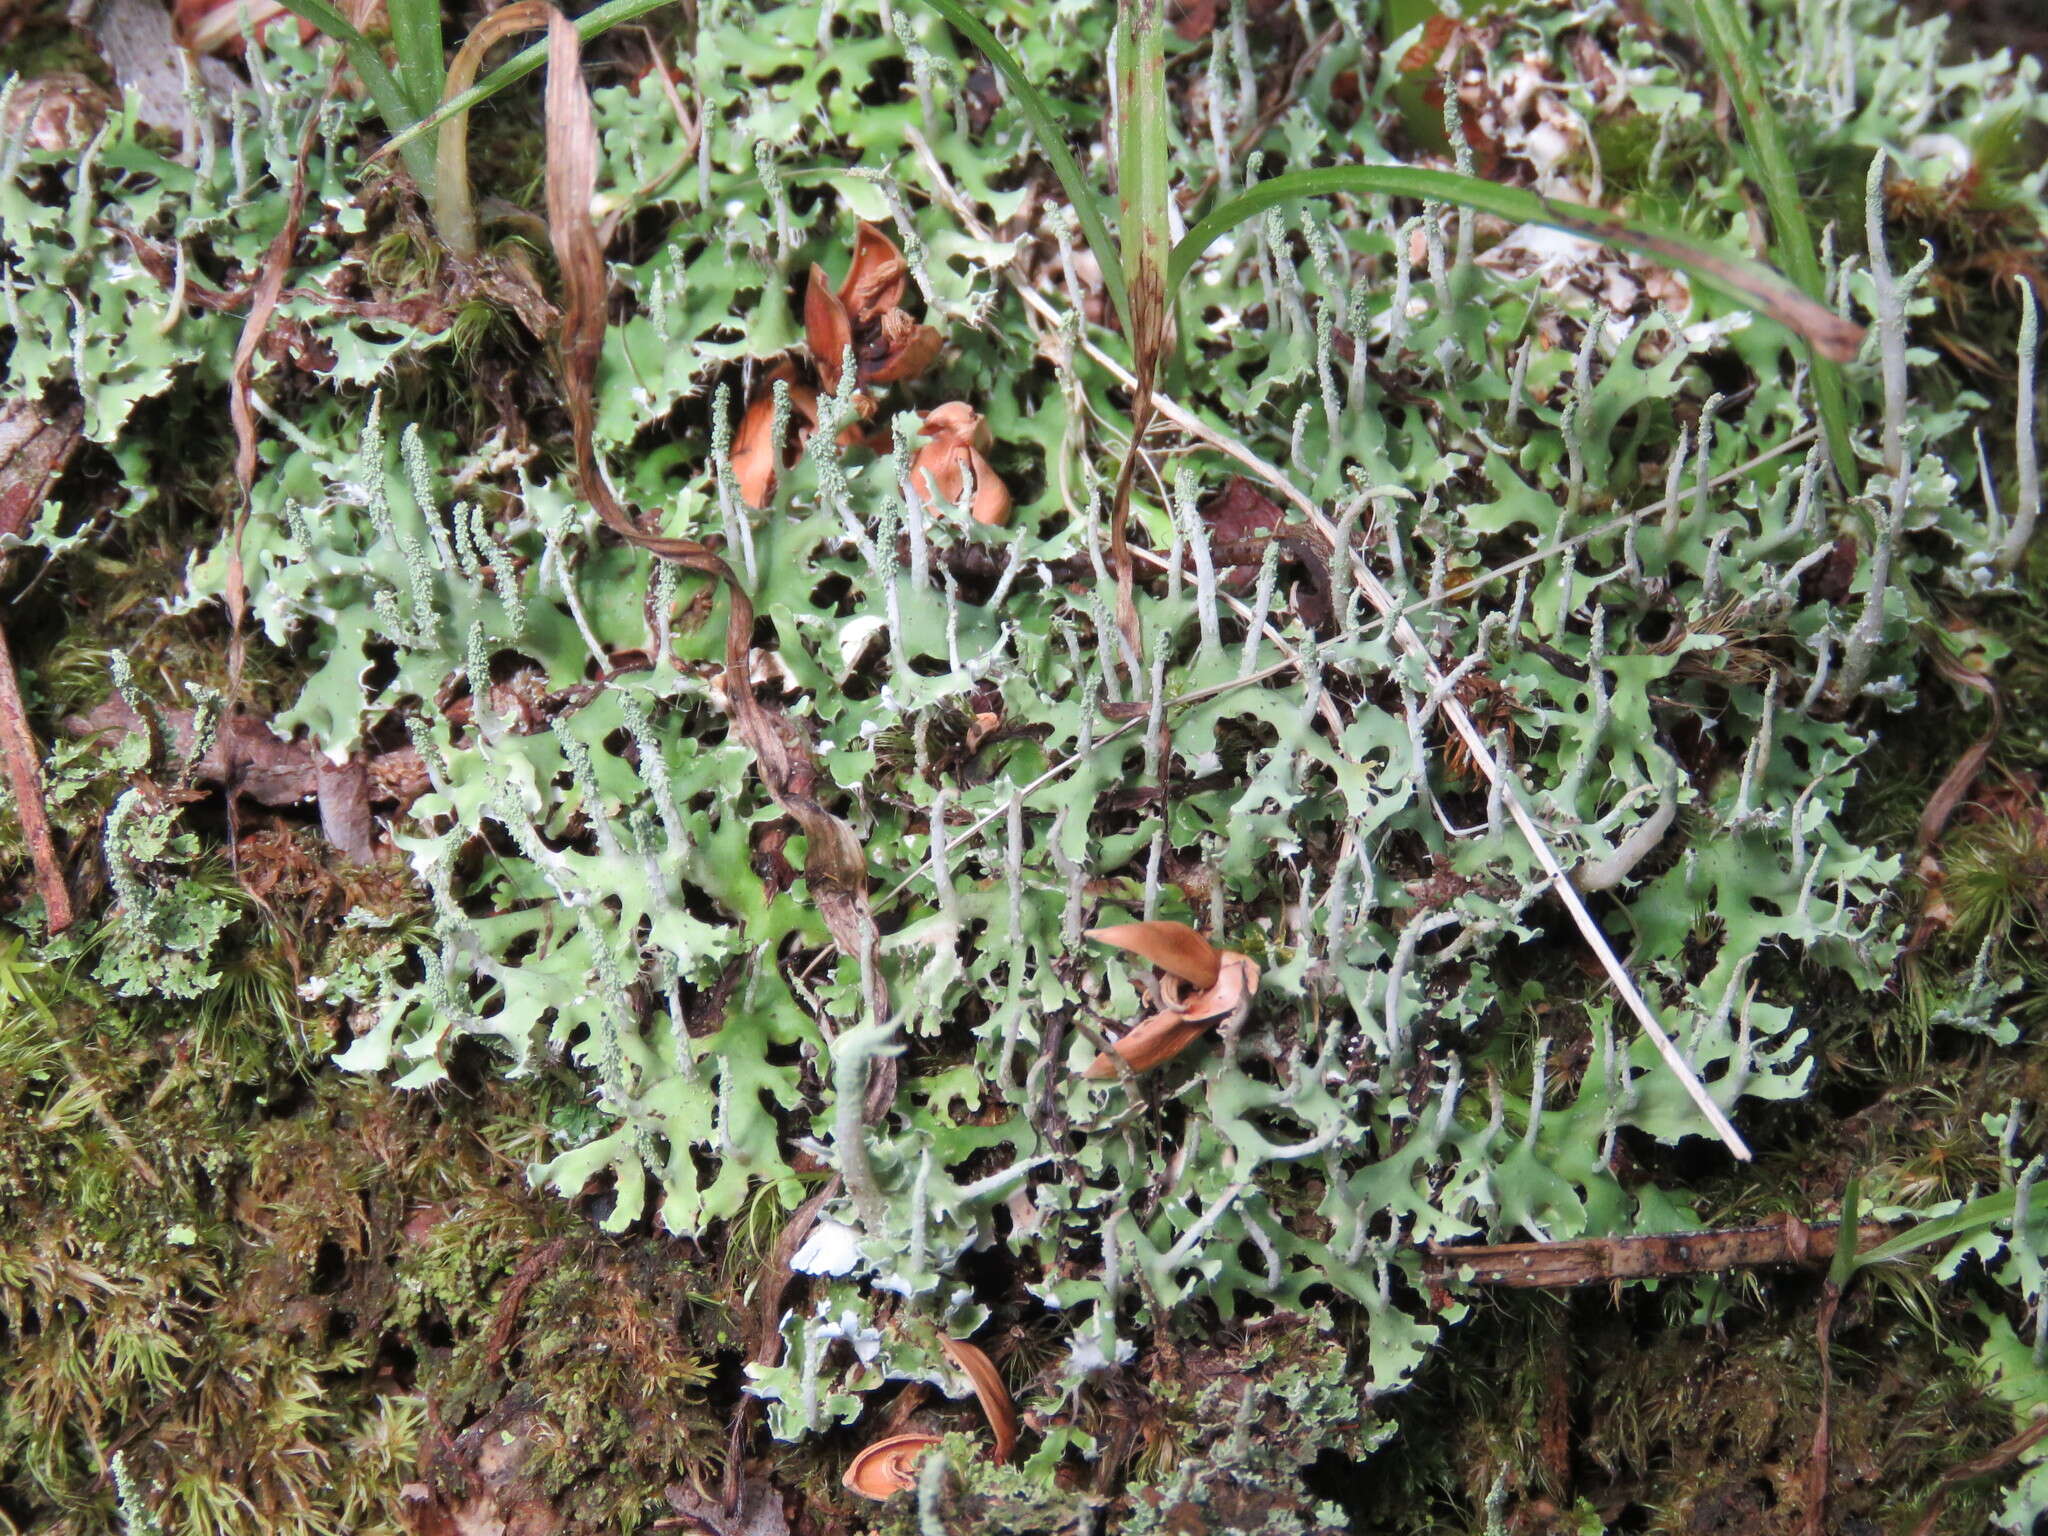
{"left": 908, "top": 404, "right": 1012, "bottom": 527}
{"left": 939, "top": 1337, "right": 1018, "bottom": 1462}
{"left": 839, "top": 221, "right": 909, "bottom": 324}
{"left": 1085, "top": 921, "right": 1221, "bottom": 989}
{"left": 730, "top": 368, "right": 819, "bottom": 509}
{"left": 731, "top": 392, "right": 781, "bottom": 509}
{"left": 843, "top": 1433, "right": 943, "bottom": 1499}
{"left": 1398, "top": 13, "right": 1464, "bottom": 75}
{"left": 804, "top": 265, "right": 854, "bottom": 394}
{"left": 1083, "top": 1009, "right": 1210, "bottom": 1078}
{"left": 864, "top": 308, "right": 944, "bottom": 385}
{"left": 1173, "top": 951, "right": 1261, "bottom": 1026}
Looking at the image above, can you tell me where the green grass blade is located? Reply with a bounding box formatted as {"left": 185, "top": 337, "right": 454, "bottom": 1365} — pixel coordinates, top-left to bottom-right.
{"left": 1171, "top": 166, "right": 1866, "bottom": 364}
{"left": 1854, "top": 1188, "right": 2017, "bottom": 1269}
{"left": 388, "top": 0, "right": 447, "bottom": 121}
{"left": 1829, "top": 1177, "right": 1862, "bottom": 1286}
{"left": 271, "top": 0, "right": 438, "bottom": 196}
{"left": 917, "top": 0, "right": 1131, "bottom": 339}
{"left": 1691, "top": 0, "right": 1859, "bottom": 492}
{"left": 377, "top": 0, "right": 680, "bottom": 163}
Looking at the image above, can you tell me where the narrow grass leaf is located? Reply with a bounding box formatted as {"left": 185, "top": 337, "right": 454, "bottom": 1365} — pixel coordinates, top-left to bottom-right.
{"left": 1691, "top": 0, "right": 1859, "bottom": 490}
{"left": 1171, "top": 166, "right": 1866, "bottom": 364}
{"left": 272, "top": 0, "right": 438, "bottom": 195}
{"left": 387, "top": 0, "right": 446, "bottom": 120}
{"left": 378, "top": 0, "right": 680, "bottom": 164}
{"left": 912, "top": 0, "right": 1130, "bottom": 338}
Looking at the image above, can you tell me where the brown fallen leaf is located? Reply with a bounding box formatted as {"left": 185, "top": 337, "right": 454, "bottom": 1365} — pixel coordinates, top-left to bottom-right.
{"left": 908, "top": 402, "right": 1011, "bottom": 527}
{"left": 806, "top": 223, "right": 943, "bottom": 392}
{"left": 842, "top": 1433, "right": 943, "bottom": 1499}
{"left": 839, "top": 221, "right": 908, "bottom": 321}
{"left": 938, "top": 1337, "right": 1018, "bottom": 1463}
{"left": 1085, "top": 920, "right": 1220, "bottom": 988}
{"left": 1162, "top": 950, "right": 1260, "bottom": 1025}
{"left": 731, "top": 362, "right": 820, "bottom": 509}
{"left": 866, "top": 307, "right": 945, "bottom": 385}
{"left": 0, "top": 73, "right": 112, "bottom": 154}
{"left": 804, "top": 265, "right": 855, "bottom": 394}
{"left": 1083, "top": 923, "right": 1261, "bottom": 1078}
{"left": 1083, "top": 1007, "right": 1204, "bottom": 1078}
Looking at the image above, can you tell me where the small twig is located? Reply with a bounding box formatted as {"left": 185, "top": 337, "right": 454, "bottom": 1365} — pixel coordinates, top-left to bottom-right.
{"left": 1422, "top": 1218, "right": 1901, "bottom": 1289}
{"left": 483, "top": 1236, "right": 570, "bottom": 1371}
{"left": 0, "top": 622, "right": 73, "bottom": 932}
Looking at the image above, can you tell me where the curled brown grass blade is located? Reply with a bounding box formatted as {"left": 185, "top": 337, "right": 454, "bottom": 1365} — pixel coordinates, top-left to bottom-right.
{"left": 543, "top": 10, "right": 883, "bottom": 1018}
{"left": 937, "top": 1336, "right": 1018, "bottom": 1462}
{"left": 435, "top": 0, "right": 553, "bottom": 260}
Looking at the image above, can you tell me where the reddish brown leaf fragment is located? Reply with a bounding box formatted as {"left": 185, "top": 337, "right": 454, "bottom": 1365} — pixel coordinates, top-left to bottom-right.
{"left": 731, "top": 364, "right": 820, "bottom": 509}
{"left": 864, "top": 307, "right": 945, "bottom": 385}
{"left": 838, "top": 221, "right": 909, "bottom": 323}
{"left": 1085, "top": 920, "right": 1221, "bottom": 988}
{"left": 909, "top": 403, "right": 1012, "bottom": 527}
{"left": 1083, "top": 1008, "right": 1208, "bottom": 1078}
{"left": 804, "top": 265, "right": 855, "bottom": 394}
{"left": 843, "top": 1434, "right": 943, "bottom": 1499}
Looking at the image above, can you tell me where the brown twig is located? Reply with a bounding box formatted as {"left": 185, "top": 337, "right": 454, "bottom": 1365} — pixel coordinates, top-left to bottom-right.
{"left": 0, "top": 621, "right": 73, "bottom": 932}
{"left": 1420, "top": 1218, "right": 1902, "bottom": 1289}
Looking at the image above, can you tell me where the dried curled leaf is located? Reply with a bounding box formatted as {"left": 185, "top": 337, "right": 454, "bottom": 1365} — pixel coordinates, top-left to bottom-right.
{"left": 731, "top": 363, "right": 819, "bottom": 508}
{"left": 804, "top": 265, "right": 855, "bottom": 394}
{"left": 865, "top": 307, "right": 944, "bottom": 385}
{"left": 1085, "top": 920, "right": 1221, "bottom": 988}
{"left": 1163, "top": 951, "right": 1261, "bottom": 1026}
{"left": 1082, "top": 927, "right": 1260, "bottom": 1078}
{"left": 938, "top": 1336, "right": 1018, "bottom": 1462}
{"left": 909, "top": 403, "right": 1012, "bottom": 527}
{"left": 1083, "top": 1008, "right": 1205, "bottom": 1078}
{"left": 839, "top": 221, "right": 909, "bottom": 322}
{"left": 843, "top": 1433, "right": 942, "bottom": 1499}
{"left": 805, "top": 223, "right": 943, "bottom": 391}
